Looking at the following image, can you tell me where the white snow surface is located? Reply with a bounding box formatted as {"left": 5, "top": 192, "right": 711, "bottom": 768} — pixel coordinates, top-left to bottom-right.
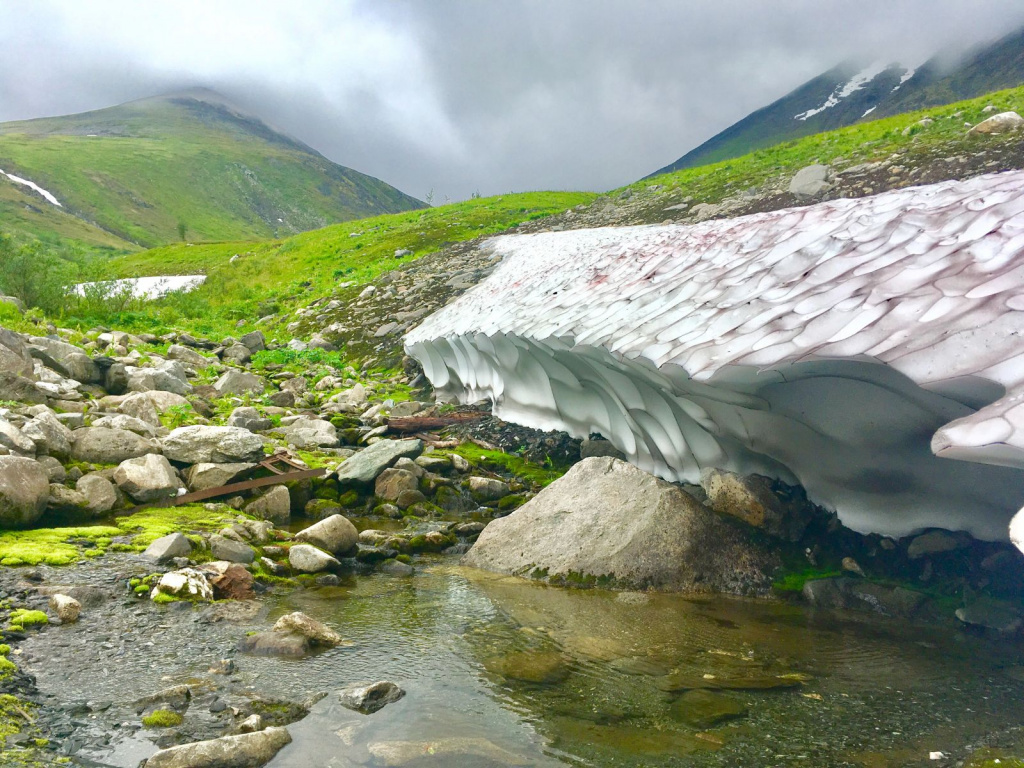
{"left": 794, "top": 62, "right": 889, "bottom": 121}
{"left": 0, "top": 168, "right": 61, "bottom": 206}
{"left": 406, "top": 170, "right": 1024, "bottom": 542}
{"left": 892, "top": 68, "right": 917, "bottom": 93}
{"left": 73, "top": 275, "right": 206, "bottom": 300}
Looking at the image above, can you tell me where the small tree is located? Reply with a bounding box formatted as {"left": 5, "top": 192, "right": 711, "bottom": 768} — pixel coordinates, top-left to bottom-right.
{"left": 424, "top": 189, "right": 435, "bottom": 207}
{"left": 177, "top": 219, "right": 187, "bottom": 241}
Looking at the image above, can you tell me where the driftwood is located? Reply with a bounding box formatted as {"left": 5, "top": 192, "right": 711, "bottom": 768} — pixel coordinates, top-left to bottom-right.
{"left": 386, "top": 412, "right": 486, "bottom": 433}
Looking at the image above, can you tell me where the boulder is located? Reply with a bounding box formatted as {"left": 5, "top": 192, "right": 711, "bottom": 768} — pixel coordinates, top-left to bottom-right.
{"left": 788, "top": 163, "right": 831, "bottom": 196}
{"left": 294, "top": 514, "right": 358, "bottom": 555}
{"left": 0, "top": 327, "right": 34, "bottom": 379}
{"left": 272, "top": 611, "right": 344, "bottom": 645}
{"left": 244, "top": 486, "right": 291, "bottom": 525}
{"left": 0, "top": 419, "right": 36, "bottom": 455}
{"left": 580, "top": 438, "right": 625, "bottom": 460}
{"left": 126, "top": 360, "right": 191, "bottom": 395}
{"left": 116, "top": 391, "right": 162, "bottom": 427}
{"left": 20, "top": 412, "right": 73, "bottom": 459}
{"left": 907, "top": 530, "right": 965, "bottom": 559}
{"left": 71, "top": 427, "right": 160, "bottom": 465}
{"left": 375, "top": 468, "right": 419, "bottom": 501}
{"left": 288, "top": 543, "right": 340, "bottom": 573}
{"left": 104, "top": 363, "right": 128, "bottom": 395}
{"left": 468, "top": 476, "right": 510, "bottom": 501}
{"left": 185, "top": 462, "right": 257, "bottom": 492}
{"left": 202, "top": 561, "right": 255, "bottom": 600}
{"left": 143, "top": 727, "right": 291, "bottom": 768}
{"left": 209, "top": 534, "right": 255, "bottom": 564}
{"left": 28, "top": 336, "right": 100, "bottom": 383}
{"left": 801, "top": 577, "right": 928, "bottom": 618}
{"left": 144, "top": 391, "right": 192, "bottom": 413}
{"left": 143, "top": 532, "right": 193, "bottom": 563}
{"left": 969, "top": 111, "right": 1024, "bottom": 135}
{"left": 151, "top": 568, "right": 214, "bottom": 601}
{"left": 700, "top": 468, "right": 809, "bottom": 541}
{"left": 337, "top": 681, "right": 405, "bottom": 714}
{"left": 0, "top": 455, "right": 50, "bottom": 527}
{"left": 0, "top": 371, "right": 45, "bottom": 403}
{"left": 336, "top": 439, "right": 423, "bottom": 486}
{"left": 222, "top": 343, "right": 252, "bottom": 365}
{"left": 166, "top": 344, "right": 211, "bottom": 366}
{"left": 213, "top": 369, "right": 265, "bottom": 395}
{"left": 75, "top": 474, "right": 118, "bottom": 515}
{"left": 38, "top": 456, "right": 66, "bottom": 482}
{"left": 47, "top": 483, "right": 90, "bottom": 514}
{"left": 91, "top": 413, "right": 162, "bottom": 438}
{"left": 227, "top": 406, "right": 272, "bottom": 432}
{"left": 48, "top": 593, "right": 81, "bottom": 623}
{"left": 280, "top": 418, "right": 339, "bottom": 449}
{"left": 238, "top": 632, "right": 311, "bottom": 657}
{"left": 162, "top": 426, "right": 264, "bottom": 464}
{"left": 462, "top": 457, "right": 779, "bottom": 594}
{"left": 238, "top": 330, "right": 266, "bottom": 353}
{"left": 113, "top": 454, "right": 181, "bottom": 503}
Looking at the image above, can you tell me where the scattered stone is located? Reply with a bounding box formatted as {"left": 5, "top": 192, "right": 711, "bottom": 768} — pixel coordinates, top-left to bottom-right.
{"left": 152, "top": 568, "right": 215, "bottom": 601}
{"left": 288, "top": 543, "right": 340, "bottom": 573}
{"left": 113, "top": 453, "right": 182, "bottom": 503}
{"left": 272, "top": 611, "right": 345, "bottom": 646}
{"left": 955, "top": 601, "right": 1023, "bottom": 635}
{"left": 280, "top": 417, "right": 339, "bottom": 449}
{"left": 375, "top": 468, "right": 419, "bottom": 501}
{"left": 162, "top": 425, "right": 265, "bottom": 464}
{"left": 167, "top": 344, "right": 211, "bottom": 366}
{"left": 669, "top": 689, "right": 748, "bottom": 729}
{"left": 294, "top": 514, "right": 358, "bottom": 555}
{"left": 227, "top": 406, "right": 272, "bottom": 432}
{"left": 117, "top": 391, "right": 163, "bottom": 427}
{"left": 71, "top": 427, "right": 161, "bottom": 465}
{"left": 484, "top": 651, "right": 569, "bottom": 684}
{"left": 336, "top": 438, "right": 424, "bottom": 486}
{"left": 0, "top": 419, "right": 36, "bottom": 454}
{"left": 907, "top": 530, "right": 964, "bottom": 560}
{"left": 841, "top": 556, "right": 865, "bottom": 577}
{"left": 238, "top": 330, "right": 266, "bottom": 353}
{"left": 236, "top": 714, "right": 264, "bottom": 734}
{"left": 210, "top": 534, "right": 256, "bottom": 564}
{"left": 143, "top": 727, "right": 291, "bottom": 768}
{"left": 245, "top": 485, "right": 291, "bottom": 525}
{"left": 202, "top": 561, "right": 255, "bottom": 600}
{"left": 0, "top": 455, "right": 50, "bottom": 527}
{"left": 143, "top": 532, "right": 194, "bottom": 563}
{"left": 380, "top": 559, "right": 414, "bottom": 576}
{"left": 337, "top": 681, "right": 405, "bottom": 714}
{"left": 239, "top": 632, "right": 311, "bottom": 657}
{"left": 48, "top": 593, "right": 81, "bottom": 623}
{"left": 185, "top": 462, "right": 257, "bottom": 492}
{"left": 968, "top": 111, "right": 1024, "bottom": 135}
{"left": 789, "top": 164, "right": 831, "bottom": 196}
{"left": 47, "top": 483, "right": 90, "bottom": 514}
{"left": 701, "top": 468, "right": 808, "bottom": 541}
{"left": 213, "top": 369, "right": 265, "bottom": 395}
{"left": 21, "top": 412, "right": 73, "bottom": 459}
{"left": 468, "top": 476, "right": 510, "bottom": 501}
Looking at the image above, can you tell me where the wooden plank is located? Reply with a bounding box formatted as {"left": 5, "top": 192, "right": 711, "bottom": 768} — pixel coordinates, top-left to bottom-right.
{"left": 133, "top": 467, "right": 328, "bottom": 512}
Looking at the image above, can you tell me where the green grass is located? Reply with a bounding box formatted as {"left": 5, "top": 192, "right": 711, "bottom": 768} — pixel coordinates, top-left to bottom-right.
{"left": 75, "top": 190, "right": 593, "bottom": 339}
{"left": 0, "top": 93, "right": 424, "bottom": 250}
{"left": 632, "top": 84, "right": 1024, "bottom": 209}
{"left": 141, "top": 709, "right": 183, "bottom": 728}
{"left": 7, "top": 610, "right": 47, "bottom": 628}
{"left": 450, "top": 443, "right": 567, "bottom": 488}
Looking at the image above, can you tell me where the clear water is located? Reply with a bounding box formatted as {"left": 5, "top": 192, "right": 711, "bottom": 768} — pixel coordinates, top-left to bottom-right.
{"left": 23, "top": 557, "right": 1024, "bottom": 767}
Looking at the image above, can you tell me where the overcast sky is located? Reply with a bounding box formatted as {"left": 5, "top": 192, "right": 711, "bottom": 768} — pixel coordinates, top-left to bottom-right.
{"left": 1, "top": 1, "right": 1023, "bottom": 202}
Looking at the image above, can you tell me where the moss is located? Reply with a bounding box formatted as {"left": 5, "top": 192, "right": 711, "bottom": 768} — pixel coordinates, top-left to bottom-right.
{"left": 0, "top": 644, "right": 10, "bottom": 655}
{"left": 0, "top": 656, "right": 15, "bottom": 680}
{"left": 116, "top": 503, "right": 246, "bottom": 549}
{"left": 449, "top": 444, "right": 566, "bottom": 488}
{"left": 0, "top": 693, "right": 38, "bottom": 740}
{"left": 142, "top": 709, "right": 183, "bottom": 728}
{"left": 337, "top": 490, "right": 360, "bottom": 507}
{"left": 0, "top": 524, "right": 122, "bottom": 566}
{"left": 497, "top": 494, "right": 526, "bottom": 511}
{"left": 395, "top": 554, "right": 412, "bottom": 564}
{"left": 8, "top": 610, "right": 47, "bottom": 627}
{"left": 150, "top": 593, "right": 180, "bottom": 605}
{"left": 772, "top": 569, "right": 843, "bottom": 593}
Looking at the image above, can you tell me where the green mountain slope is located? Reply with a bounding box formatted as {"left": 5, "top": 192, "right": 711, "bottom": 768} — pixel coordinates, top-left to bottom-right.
{"left": 0, "top": 88, "right": 425, "bottom": 250}
{"left": 651, "top": 26, "right": 1024, "bottom": 177}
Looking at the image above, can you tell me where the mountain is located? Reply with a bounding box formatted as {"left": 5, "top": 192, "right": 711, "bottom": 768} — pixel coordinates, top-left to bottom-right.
{"left": 650, "top": 26, "right": 1024, "bottom": 177}
{"left": 0, "top": 88, "right": 425, "bottom": 251}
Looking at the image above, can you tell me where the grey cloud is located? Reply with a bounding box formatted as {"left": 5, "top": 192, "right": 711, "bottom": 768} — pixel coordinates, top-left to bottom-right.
{"left": 1, "top": 0, "right": 1023, "bottom": 202}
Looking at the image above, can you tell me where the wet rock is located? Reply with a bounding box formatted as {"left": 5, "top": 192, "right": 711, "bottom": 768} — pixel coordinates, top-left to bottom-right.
{"left": 143, "top": 726, "right": 291, "bottom": 768}
{"left": 801, "top": 577, "right": 927, "bottom": 618}
{"left": 336, "top": 438, "right": 423, "bottom": 486}
{"left": 202, "top": 561, "right": 255, "bottom": 600}
{"left": 293, "top": 514, "right": 358, "bottom": 555}
{"left": 71, "top": 427, "right": 160, "bottom": 464}
{"left": 374, "top": 468, "right": 419, "bottom": 501}
{"left": 280, "top": 417, "right": 338, "bottom": 449}
{"left": 152, "top": 568, "right": 214, "bottom": 601}
{"left": 47, "top": 483, "right": 90, "bottom": 514}
{"left": 956, "top": 600, "right": 1023, "bottom": 635}
{"left": 185, "top": 462, "right": 257, "bottom": 492}
{"left": 841, "top": 556, "right": 865, "bottom": 577}
{"left": 135, "top": 684, "right": 192, "bottom": 713}
{"left": 0, "top": 455, "right": 50, "bottom": 527}
{"left": 236, "top": 714, "right": 263, "bottom": 734}
{"left": 143, "top": 532, "right": 194, "bottom": 563}
{"left": 35, "top": 584, "right": 109, "bottom": 608}
{"left": 380, "top": 559, "right": 414, "bottom": 576}
{"left": 907, "top": 530, "right": 965, "bottom": 559}
{"left": 288, "top": 543, "right": 340, "bottom": 573}
{"left": 366, "top": 738, "right": 530, "bottom": 767}
{"left": 210, "top": 534, "right": 256, "bottom": 564}
{"left": 48, "top": 593, "right": 81, "bottom": 623}
{"left": 213, "top": 369, "right": 265, "bottom": 395}
{"left": 238, "top": 632, "right": 311, "bottom": 657}
{"left": 337, "top": 681, "right": 405, "bottom": 714}
{"left": 272, "top": 611, "right": 345, "bottom": 646}
{"left": 579, "top": 437, "right": 626, "bottom": 460}
{"left": 468, "top": 476, "right": 510, "bottom": 501}
{"left": 701, "top": 468, "right": 809, "bottom": 541}
{"left": 669, "top": 689, "right": 747, "bottom": 729}
{"left": 464, "top": 457, "right": 778, "bottom": 594}
{"left": 114, "top": 454, "right": 182, "bottom": 503}
{"left": 162, "top": 425, "right": 264, "bottom": 464}
{"left": 484, "top": 651, "right": 569, "bottom": 684}
{"left": 245, "top": 486, "right": 291, "bottom": 525}
{"left": 227, "top": 407, "right": 272, "bottom": 432}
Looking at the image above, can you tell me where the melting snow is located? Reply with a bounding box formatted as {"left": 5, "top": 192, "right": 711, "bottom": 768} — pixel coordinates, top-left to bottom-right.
{"left": 794, "top": 62, "right": 889, "bottom": 121}
{"left": 862, "top": 106, "right": 877, "bottom": 118}
{"left": 0, "top": 168, "right": 62, "bottom": 206}
{"left": 73, "top": 275, "right": 206, "bottom": 300}
{"left": 891, "top": 67, "right": 916, "bottom": 93}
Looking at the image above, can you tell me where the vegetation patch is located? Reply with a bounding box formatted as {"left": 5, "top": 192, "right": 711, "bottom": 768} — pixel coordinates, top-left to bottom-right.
{"left": 141, "top": 709, "right": 183, "bottom": 728}
{"left": 449, "top": 443, "right": 566, "bottom": 488}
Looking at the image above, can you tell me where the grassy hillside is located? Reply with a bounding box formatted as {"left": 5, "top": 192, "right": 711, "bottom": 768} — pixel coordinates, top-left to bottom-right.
{"left": 0, "top": 89, "right": 424, "bottom": 250}
{"left": 85, "top": 190, "right": 594, "bottom": 337}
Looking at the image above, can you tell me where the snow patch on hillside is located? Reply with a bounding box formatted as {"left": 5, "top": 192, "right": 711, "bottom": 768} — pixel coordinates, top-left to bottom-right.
{"left": 0, "top": 169, "right": 62, "bottom": 206}
{"left": 74, "top": 275, "right": 206, "bottom": 300}
{"left": 891, "top": 68, "right": 916, "bottom": 93}
{"left": 794, "top": 62, "right": 889, "bottom": 121}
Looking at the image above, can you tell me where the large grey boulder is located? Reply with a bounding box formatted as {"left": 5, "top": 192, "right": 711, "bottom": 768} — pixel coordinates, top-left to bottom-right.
{"left": 210, "top": 534, "right": 256, "bottom": 564}
{"left": 288, "top": 543, "right": 340, "bottom": 573}
{"left": 0, "top": 455, "right": 50, "bottom": 527}
{"left": 338, "top": 681, "right": 404, "bottom": 714}
{"left": 142, "top": 533, "right": 194, "bottom": 564}
{"left": 788, "top": 164, "right": 831, "bottom": 197}
{"left": 238, "top": 330, "right": 266, "bottom": 353}
{"left": 0, "top": 327, "right": 34, "bottom": 379}
{"left": 280, "top": 418, "right": 338, "bottom": 449}
{"left": 113, "top": 454, "right": 182, "bottom": 503}
{"left": 76, "top": 473, "right": 118, "bottom": 515}
{"left": 0, "top": 371, "right": 45, "bottom": 403}
{"left": 167, "top": 344, "right": 212, "bottom": 367}
{"left": 143, "top": 727, "right": 291, "bottom": 768}
{"left": 126, "top": 360, "right": 192, "bottom": 395}
{"left": 47, "top": 483, "right": 90, "bottom": 514}
{"left": 213, "top": 369, "right": 266, "bottom": 396}
{"left": 969, "top": 111, "right": 1024, "bottom": 135}
{"left": 463, "top": 457, "right": 779, "bottom": 595}
{"left": 700, "top": 468, "right": 810, "bottom": 542}
{"left": 90, "top": 413, "right": 162, "bottom": 438}
{"left": 294, "top": 514, "right": 358, "bottom": 555}
{"left": 21, "top": 412, "right": 74, "bottom": 459}
{"left": 336, "top": 439, "right": 423, "bottom": 486}
{"left": 185, "top": 462, "right": 257, "bottom": 492}
{"left": 116, "top": 392, "right": 162, "bottom": 427}
{"left": 71, "top": 427, "right": 161, "bottom": 465}
{"left": 28, "top": 336, "right": 100, "bottom": 383}
{"left": 162, "top": 426, "right": 264, "bottom": 464}
{"left": 0, "top": 419, "right": 36, "bottom": 455}
{"left": 227, "top": 406, "right": 272, "bottom": 432}
{"left": 244, "top": 486, "right": 291, "bottom": 525}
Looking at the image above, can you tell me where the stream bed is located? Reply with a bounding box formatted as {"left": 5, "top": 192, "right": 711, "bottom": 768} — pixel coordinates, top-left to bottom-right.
{"left": 15, "top": 555, "right": 1024, "bottom": 768}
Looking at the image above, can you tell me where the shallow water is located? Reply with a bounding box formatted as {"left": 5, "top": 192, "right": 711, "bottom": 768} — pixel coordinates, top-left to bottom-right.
{"left": 22, "top": 557, "right": 1024, "bottom": 767}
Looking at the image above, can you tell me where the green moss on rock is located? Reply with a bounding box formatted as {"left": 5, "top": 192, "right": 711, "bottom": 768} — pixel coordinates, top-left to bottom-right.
{"left": 141, "top": 709, "right": 183, "bottom": 728}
